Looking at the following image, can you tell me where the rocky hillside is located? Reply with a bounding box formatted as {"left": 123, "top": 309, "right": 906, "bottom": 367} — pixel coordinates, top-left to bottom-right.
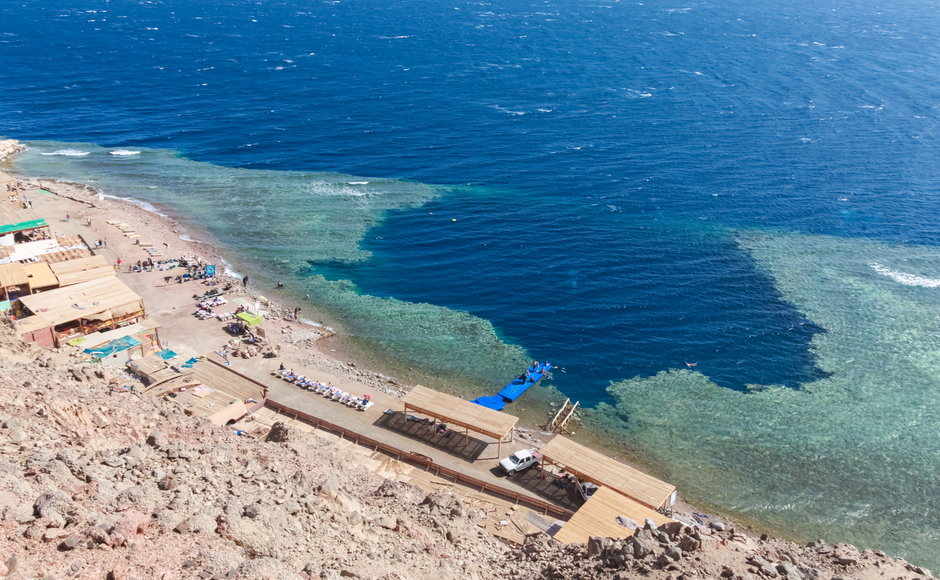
{"left": 0, "top": 318, "right": 931, "bottom": 579}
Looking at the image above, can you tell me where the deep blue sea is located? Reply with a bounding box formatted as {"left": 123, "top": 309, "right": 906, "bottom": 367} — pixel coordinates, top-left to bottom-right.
{"left": 4, "top": 0, "right": 940, "bottom": 568}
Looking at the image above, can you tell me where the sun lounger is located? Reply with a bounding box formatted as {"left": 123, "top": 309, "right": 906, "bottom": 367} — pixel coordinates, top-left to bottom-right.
{"left": 357, "top": 400, "right": 374, "bottom": 412}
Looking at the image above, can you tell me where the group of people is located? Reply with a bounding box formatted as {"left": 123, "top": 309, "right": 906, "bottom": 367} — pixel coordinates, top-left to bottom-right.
{"left": 193, "top": 295, "right": 228, "bottom": 320}
{"left": 131, "top": 257, "right": 156, "bottom": 272}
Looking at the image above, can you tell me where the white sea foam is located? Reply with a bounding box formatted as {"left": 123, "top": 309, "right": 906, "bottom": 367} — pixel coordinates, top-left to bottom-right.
{"left": 307, "top": 182, "right": 376, "bottom": 198}
{"left": 347, "top": 181, "right": 369, "bottom": 185}
{"left": 99, "top": 194, "right": 166, "bottom": 216}
{"left": 870, "top": 262, "right": 940, "bottom": 287}
{"left": 490, "top": 105, "right": 526, "bottom": 116}
{"left": 40, "top": 149, "right": 90, "bottom": 157}
{"left": 109, "top": 149, "right": 141, "bottom": 156}
{"left": 624, "top": 88, "right": 653, "bottom": 98}
{"left": 221, "top": 258, "right": 243, "bottom": 280}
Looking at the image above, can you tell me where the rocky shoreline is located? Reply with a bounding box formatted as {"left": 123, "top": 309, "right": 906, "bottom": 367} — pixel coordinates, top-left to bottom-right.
{"left": 0, "top": 139, "right": 933, "bottom": 578}
{"left": 0, "top": 315, "right": 931, "bottom": 579}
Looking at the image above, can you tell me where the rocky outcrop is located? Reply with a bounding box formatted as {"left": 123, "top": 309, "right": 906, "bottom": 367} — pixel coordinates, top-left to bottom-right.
{"left": 0, "top": 139, "right": 24, "bottom": 162}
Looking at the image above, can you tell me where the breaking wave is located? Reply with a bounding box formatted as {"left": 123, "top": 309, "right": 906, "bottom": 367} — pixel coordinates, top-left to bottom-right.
{"left": 39, "top": 149, "right": 90, "bottom": 157}
{"left": 870, "top": 262, "right": 940, "bottom": 288}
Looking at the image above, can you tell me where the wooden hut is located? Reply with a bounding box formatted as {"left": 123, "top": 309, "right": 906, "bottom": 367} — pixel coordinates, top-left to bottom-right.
{"left": 14, "top": 277, "right": 145, "bottom": 347}
{"left": 0, "top": 262, "right": 58, "bottom": 303}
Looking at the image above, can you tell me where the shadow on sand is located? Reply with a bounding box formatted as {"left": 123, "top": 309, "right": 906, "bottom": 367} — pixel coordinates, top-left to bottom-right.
{"left": 502, "top": 466, "right": 584, "bottom": 512}
{"left": 374, "top": 411, "right": 489, "bottom": 462}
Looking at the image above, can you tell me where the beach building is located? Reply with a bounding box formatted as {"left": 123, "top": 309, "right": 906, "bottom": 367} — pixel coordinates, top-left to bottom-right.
{"left": 0, "top": 187, "right": 96, "bottom": 264}
{"left": 0, "top": 200, "right": 51, "bottom": 251}
{"left": 34, "top": 235, "right": 94, "bottom": 264}
{"left": 402, "top": 385, "right": 519, "bottom": 458}
{"left": 13, "top": 276, "right": 146, "bottom": 347}
{"left": 533, "top": 436, "right": 678, "bottom": 543}
{"left": 76, "top": 318, "right": 163, "bottom": 362}
{"left": 134, "top": 352, "right": 267, "bottom": 426}
{"left": 0, "top": 231, "right": 93, "bottom": 265}
{"left": 0, "top": 262, "right": 58, "bottom": 303}
{"left": 538, "top": 435, "right": 676, "bottom": 510}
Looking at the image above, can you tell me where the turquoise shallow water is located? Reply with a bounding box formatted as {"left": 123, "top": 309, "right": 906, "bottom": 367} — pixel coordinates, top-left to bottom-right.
{"left": 598, "top": 231, "right": 940, "bottom": 558}
{"left": 4, "top": 0, "right": 940, "bottom": 568}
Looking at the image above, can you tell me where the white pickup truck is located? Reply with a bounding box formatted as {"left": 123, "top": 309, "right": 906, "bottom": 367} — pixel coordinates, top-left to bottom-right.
{"left": 499, "top": 448, "right": 542, "bottom": 476}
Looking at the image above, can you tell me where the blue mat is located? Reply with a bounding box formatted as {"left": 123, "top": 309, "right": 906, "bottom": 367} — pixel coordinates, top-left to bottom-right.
{"left": 157, "top": 348, "right": 178, "bottom": 360}
{"left": 471, "top": 395, "right": 506, "bottom": 411}
{"left": 498, "top": 363, "right": 553, "bottom": 402}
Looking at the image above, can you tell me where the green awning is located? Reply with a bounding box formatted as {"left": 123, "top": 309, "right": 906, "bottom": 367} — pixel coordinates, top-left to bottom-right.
{"left": 0, "top": 218, "right": 47, "bottom": 235}
{"left": 236, "top": 311, "right": 263, "bottom": 326}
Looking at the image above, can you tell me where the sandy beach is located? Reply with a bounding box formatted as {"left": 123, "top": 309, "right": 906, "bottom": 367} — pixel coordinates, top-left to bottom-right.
{"left": 2, "top": 164, "right": 593, "bottom": 504}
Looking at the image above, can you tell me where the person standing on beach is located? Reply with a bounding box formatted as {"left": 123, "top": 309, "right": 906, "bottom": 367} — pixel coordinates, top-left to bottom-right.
{"left": 65, "top": 212, "right": 70, "bottom": 222}
{"left": 242, "top": 275, "right": 249, "bottom": 287}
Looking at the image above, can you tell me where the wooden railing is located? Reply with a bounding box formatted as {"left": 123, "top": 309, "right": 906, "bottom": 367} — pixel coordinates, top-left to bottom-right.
{"left": 265, "top": 399, "right": 573, "bottom": 520}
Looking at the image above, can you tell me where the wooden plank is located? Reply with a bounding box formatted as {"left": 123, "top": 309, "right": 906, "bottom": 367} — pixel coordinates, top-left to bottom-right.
{"left": 0, "top": 263, "right": 29, "bottom": 288}
{"left": 55, "top": 266, "right": 115, "bottom": 287}
{"left": 21, "top": 262, "right": 58, "bottom": 289}
{"left": 553, "top": 486, "right": 673, "bottom": 544}
{"left": 540, "top": 436, "right": 675, "bottom": 510}
{"left": 48, "top": 255, "right": 109, "bottom": 275}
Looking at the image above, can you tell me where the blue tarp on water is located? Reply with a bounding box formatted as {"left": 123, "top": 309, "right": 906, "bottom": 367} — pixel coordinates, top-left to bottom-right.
{"left": 470, "top": 395, "right": 506, "bottom": 411}
{"left": 497, "top": 363, "right": 554, "bottom": 402}
{"left": 83, "top": 336, "right": 141, "bottom": 358}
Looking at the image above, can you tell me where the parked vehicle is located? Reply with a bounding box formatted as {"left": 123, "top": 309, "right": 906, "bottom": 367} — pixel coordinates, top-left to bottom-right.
{"left": 499, "top": 448, "right": 542, "bottom": 476}
{"left": 578, "top": 480, "right": 599, "bottom": 501}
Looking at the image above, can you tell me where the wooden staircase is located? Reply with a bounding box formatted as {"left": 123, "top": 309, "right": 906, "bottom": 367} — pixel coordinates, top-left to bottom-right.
{"left": 547, "top": 398, "right": 580, "bottom": 434}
